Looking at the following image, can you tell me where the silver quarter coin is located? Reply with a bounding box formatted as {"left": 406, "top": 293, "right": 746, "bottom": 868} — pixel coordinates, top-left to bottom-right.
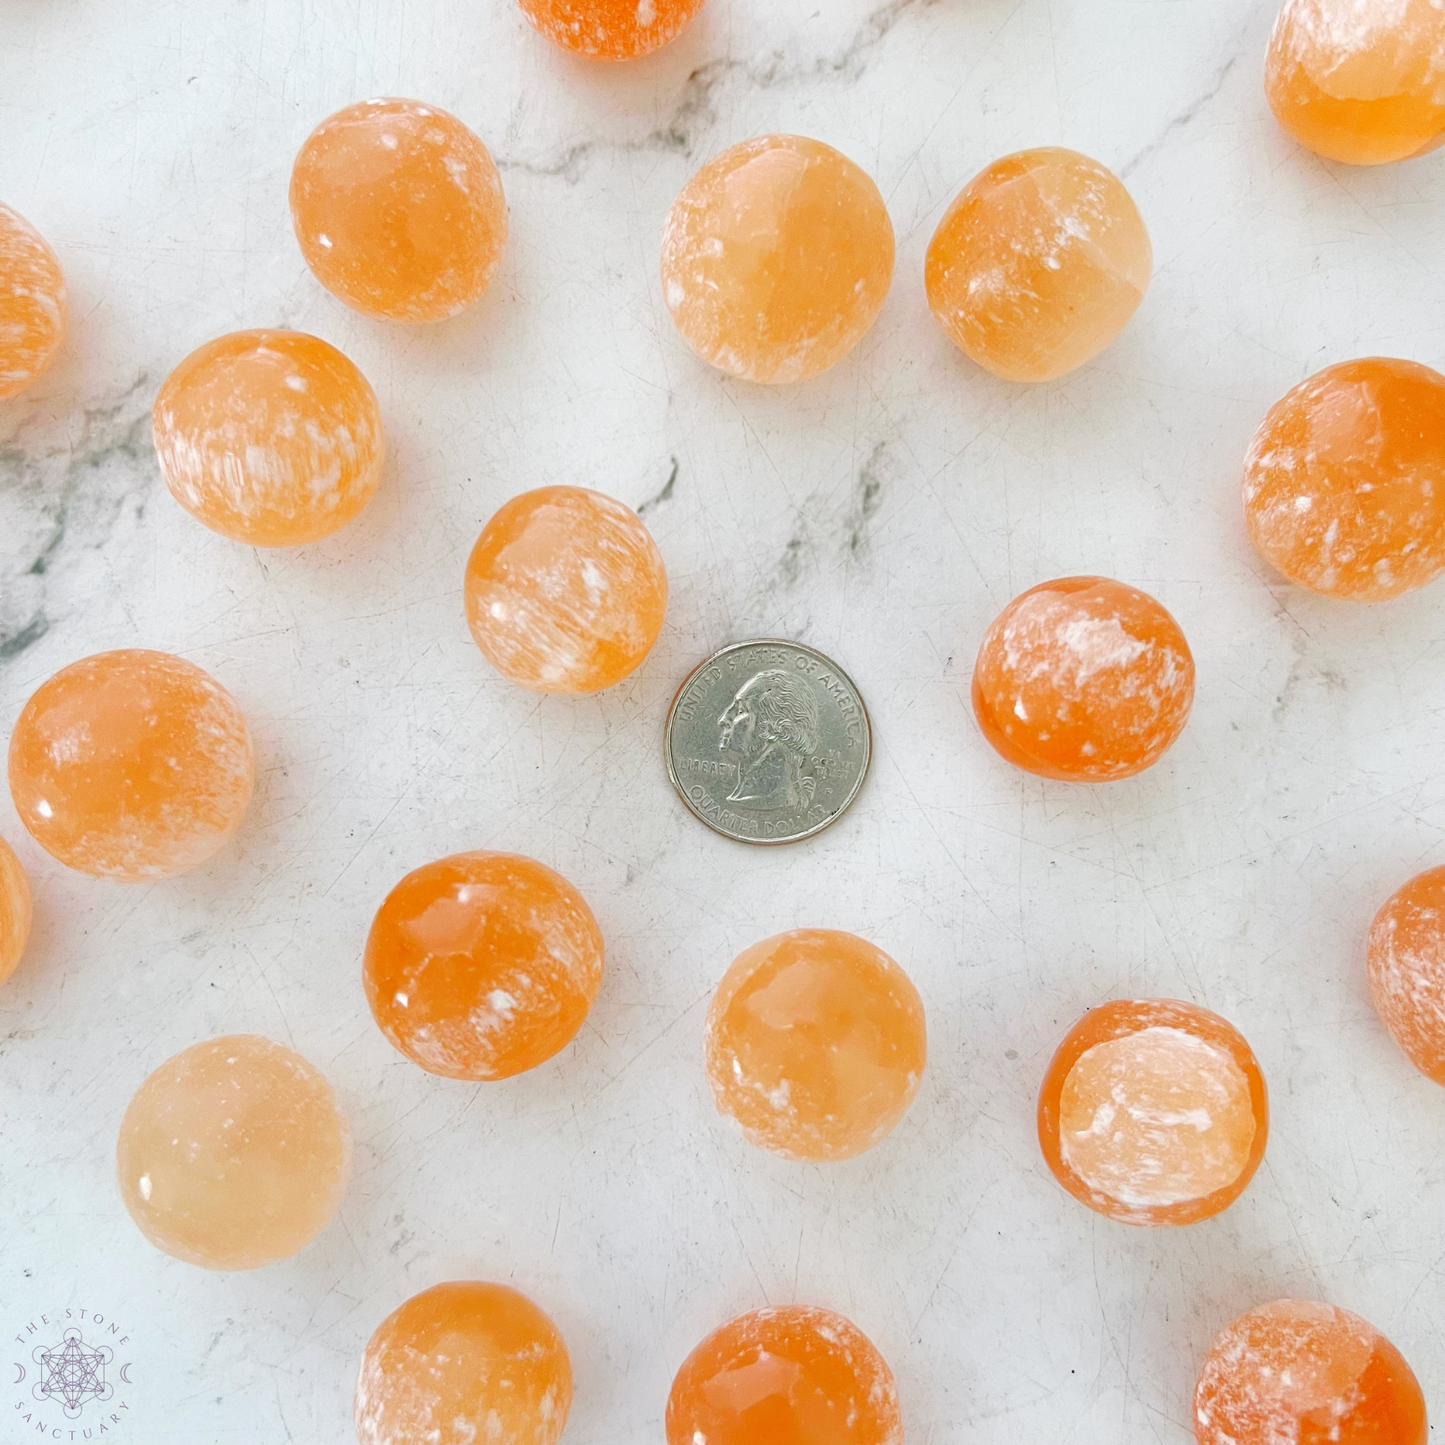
{"left": 664, "top": 639, "right": 872, "bottom": 846}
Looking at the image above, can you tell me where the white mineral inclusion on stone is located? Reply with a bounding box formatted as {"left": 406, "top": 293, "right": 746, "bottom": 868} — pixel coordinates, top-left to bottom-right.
{"left": 466, "top": 489, "right": 665, "bottom": 694}
{"left": 1194, "top": 1299, "right": 1390, "bottom": 1445}
{"left": 1061, "top": 1026, "right": 1254, "bottom": 1209}
{"left": 0, "top": 204, "right": 67, "bottom": 397}
{"left": 1283, "top": 0, "right": 1440, "bottom": 82}
{"left": 987, "top": 583, "right": 1192, "bottom": 765}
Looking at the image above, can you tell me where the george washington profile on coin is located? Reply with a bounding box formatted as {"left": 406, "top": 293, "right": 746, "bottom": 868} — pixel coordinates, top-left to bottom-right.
{"left": 717, "top": 668, "right": 821, "bottom": 810}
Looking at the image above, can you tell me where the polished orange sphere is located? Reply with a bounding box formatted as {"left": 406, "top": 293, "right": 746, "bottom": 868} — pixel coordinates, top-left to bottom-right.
{"left": 356, "top": 1282, "right": 572, "bottom": 1445}
{"left": 1266, "top": 0, "right": 1445, "bottom": 165}
{"left": 465, "top": 485, "right": 667, "bottom": 693}
{"left": 1243, "top": 358, "right": 1445, "bottom": 601}
{"left": 518, "top": 0, "right": 705, "bottom": 59}
{"left": 1039, "top": 999, "right": 1268, "bottom": 1227}
{"left": 364, "top": 851, "right": 605, "bottom": 1081}
{"left": 0, "top": 204, "right": 67, "bottom": 399}
{"left": 666, "top": 1305, "right": 903, "bottom": 1445}
{"left": 661, "top": 135, "right": 894, "bottom": 384}
{"left": 1195, "top": 1300, "right": 1427, "bottom": 1445}
{"left": 291, "top": 98, "right": 507, "bottom": 323}
{"left": 153, "top": 329, "right": 384, "bottom": 547}
{"left": 0, "top": 836, "right": 32, "bottom": 985}
{"left": 705, "top": 929, "right": 926, "bottom": 1162}
{"left": 8, "top": 649, "right": 255, "bottom": 881}
{"left": 117, "top": 1035, "right": 351, "bottom": 1270}
{"left": 1368, "top": 865, "right": 1445, "bottom": 1084}
{"left": 925, "top": 148, "right": 1151, "bottom": 383}
{"left": 972, "top": 576, "right": 1194, "bottom": 782}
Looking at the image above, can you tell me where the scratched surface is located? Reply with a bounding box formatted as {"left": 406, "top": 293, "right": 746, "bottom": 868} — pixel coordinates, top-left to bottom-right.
{"left": 2, "top": 1, "right": 1445, "bottom": 1441}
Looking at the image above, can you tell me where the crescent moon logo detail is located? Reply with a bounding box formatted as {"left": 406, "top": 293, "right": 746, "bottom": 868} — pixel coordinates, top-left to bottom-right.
{"left": 119, "top": 1364, "right": 132, "bottom": 1384}
{"left": 12, "top": 1363, "right": 24, "bottom": 1384}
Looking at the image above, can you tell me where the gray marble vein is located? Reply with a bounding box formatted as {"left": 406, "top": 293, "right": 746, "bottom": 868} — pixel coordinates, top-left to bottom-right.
{"left": 0, "top": 378, "right": 154, "bottom": 664}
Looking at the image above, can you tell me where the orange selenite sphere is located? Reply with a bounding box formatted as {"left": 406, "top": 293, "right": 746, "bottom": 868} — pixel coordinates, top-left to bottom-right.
{"left": 8, "top": 649, "right": 254, "bottom": 881}
{"left": 291, "top": 99, "right": 507, "bottom": 323}
{"left": 364, "top": 851, "right": 605, "bottom": 1081}
{"left": 518, "top": 0, "right": 705, "bottom": 59}
{"left": 465, "top": 486, "right": 667, "bottom": 693}
{"left": 925, "top": 147, "right": 1152, "bottom": 383}
{"left": 972, "top": 576, "right": 1194, "bottom": 782}
{"left": 704, "top": 929, "right": 926, "bottom": 1162}
{"left": 355, "top": 1282, "right": 572, "bottom": 1445}
{"left": 1243, "top": 358, "right": 1445, "bottom": 601}
{"left": 666, "top": 1305, "right": 903, "bottom": 1445}
{"left": 117, "top": 1035, "right": 351, "bottom": 1270}
{"left": 1368, "top": 865, "right": 1445, "bottom": 1083}
{"left": 1265, "top": 0, "right": 1445, "bottom": 165}
{"left": 0, "top": 204, "right": 67, "bottom": 399}
{"left": 661, "top": 135, "right": 894, "bottom": 384}
{"left": 0, "top": 836, "right": 32, "bottom": 984}
{"left": 1038, "top": 999, "right": 1268, "bottom": 1226}
{"left": 153, "top": 329, "right": 384, "bottom": 547}
{"left": 1195, "top": 1300, "right": 1427, "bottom": 1445}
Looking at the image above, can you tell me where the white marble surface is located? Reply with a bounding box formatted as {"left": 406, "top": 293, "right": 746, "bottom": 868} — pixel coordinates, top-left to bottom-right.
{"left": 3, "top": 1, "right": 1445, "bottom": 1441}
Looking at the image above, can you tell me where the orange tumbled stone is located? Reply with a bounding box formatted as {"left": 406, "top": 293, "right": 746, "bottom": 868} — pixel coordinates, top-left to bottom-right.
{"left": 291, "top": 99, "right": 506, "bottom": 324}
{"left": 972, "top": 576, "right": 1194, "bottom": 782}
{"left": 1266, "top": 0, "right": 1445, "bottom": 166}
{"left": 1368, "top": 865, "right": 1445, "bottom": 1083}
{"left": 0, "top": 204, "right": 67, "bottom": 399}
{"left": 704, "top": 929, "right": 926, "bottom": 1162}
{"left": 1195, "top": 1300, "right": 1427, "bottom": 1445}
{"left": 666, "top": 1304, "right": 903, "bottom": 1445}
{"left": 925, "top": 147, "right": 1151, "bottom": 383}
{"left": 1243, "top": 357, "right": 1445, "bottom": 601}
{"left": 0, "top": 836, "right": 32, "bottom": 984}
{"left": 153, "top": 329, "right": 384, "bottom": 547}
{"left": 518, "top": 0, "right": 705, "bottom": 59}
{"left": 465, "top": 485, "right": 667, "bottom": 693}
{"left": 8, "top": 649, "right": 254, "bottom": 881}
{"left": 355, "top": 1282, "right": 572, "bottom": 1445}
{"left": 117, "top": 1035, "right": 351, "bottom": 1270}
{"left": 661, "top": 135, "right": 894, "bottom": 384}
{"left": 364, "top": 850, "right": 604, "bottom": 1081}
{"left": 1039, "top": 999, "right": 1268, "bottom": 1227}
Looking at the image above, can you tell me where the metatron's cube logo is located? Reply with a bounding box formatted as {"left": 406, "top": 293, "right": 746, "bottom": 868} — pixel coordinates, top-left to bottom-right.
{"left": 34, "top": 1328, "right": 113, "bottom": 1418}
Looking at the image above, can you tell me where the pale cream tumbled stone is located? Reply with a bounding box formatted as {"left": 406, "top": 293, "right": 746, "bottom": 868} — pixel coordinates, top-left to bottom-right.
{"left": 116, "top": 1035, "right": 350, "bottom": 1270}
